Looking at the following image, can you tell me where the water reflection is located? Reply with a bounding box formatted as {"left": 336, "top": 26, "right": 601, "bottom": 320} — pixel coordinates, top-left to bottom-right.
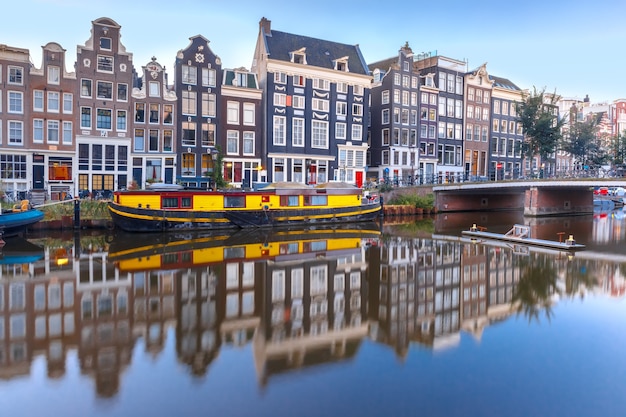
{"left": 0, "top": 216, "right": 624, "bottom": 404}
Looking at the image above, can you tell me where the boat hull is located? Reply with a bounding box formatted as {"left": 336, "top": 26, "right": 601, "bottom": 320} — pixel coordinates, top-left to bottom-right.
{"left": 0, "top": 209, "right": 45, "bottom": 237}
{"left": 108, "top": 201, "right": 381, "bottom": 232}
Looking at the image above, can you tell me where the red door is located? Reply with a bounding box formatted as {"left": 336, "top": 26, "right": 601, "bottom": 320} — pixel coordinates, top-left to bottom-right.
{"left": 355, "top": 171, "right": 363, "bottom": 188}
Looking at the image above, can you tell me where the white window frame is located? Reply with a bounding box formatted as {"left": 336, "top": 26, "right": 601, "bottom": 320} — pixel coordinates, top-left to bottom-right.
{"left": 48, "top": 66, "right": 60, "bottom": 84}
{"left": 273, "top": 93, "right": 286, "bottom": 107}
{"left": 8, "top": 91, "right": 23, "bottom": 113}
{"left": 273, "top": 116, "right": 286, "bottom": 145}
{"left": 243, "top": 132, "right": 255, "bottom": 155}
{"left": 33, "top": 119, "right": 44, "bottom": 143}
{"left": 33, "top": 90, "right": 44, "bottom": 111}
{"left": 292, "top": 117, "right": 304, "bottom": 147}
{"left": 63, "top": 93, "right": 73, "bottom": 114}
{"left": 47, "top": 91, "right": 60, "bottom": 112}
{"left": 227, "top": 101, "right": 240, "bottom": 124}
{"left": 311, "top": 120, "right": 328, "bottom": 149}
{"left": 63, "top": 121, "right": 72, "bottom": 145}
{"left": 293, "top": 95, "right": 305, "bottom": 109}
{"left": 227, "top": 130, "right": 239, "bottom": 155}
{"left": 336, "top": 122, "right": 346, "bottom": 139}
{"left": 243, "top": 103, "right": 255, "bottom": 126}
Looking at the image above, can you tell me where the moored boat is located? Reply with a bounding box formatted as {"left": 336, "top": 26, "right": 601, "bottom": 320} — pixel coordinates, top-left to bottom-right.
{"left": 108, "top": 182, "right": 381, "bottom": 232}
{"left": 0, "top": 201, "right": 45, "bottom": 238}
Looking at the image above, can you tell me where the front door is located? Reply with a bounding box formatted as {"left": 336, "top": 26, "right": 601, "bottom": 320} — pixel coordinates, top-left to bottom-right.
{"left": 355, "top": 171, "right": 363, "bottom": 188}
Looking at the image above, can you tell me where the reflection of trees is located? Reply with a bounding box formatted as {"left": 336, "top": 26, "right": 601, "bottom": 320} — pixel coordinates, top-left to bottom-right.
{"left": 563, "top": 258, "right": 598, "bottom": 298}
{"left": 512, "top": 254, "right": 558, "bottom": 323}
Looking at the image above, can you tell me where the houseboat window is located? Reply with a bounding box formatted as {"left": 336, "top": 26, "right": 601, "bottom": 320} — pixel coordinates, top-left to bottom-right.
{"left": 181, "top": 197, "right": 192, "bottom": 208}
{"left": 304, "top": 195, "right": 327, "bottom": 206}
{"left": 162, "top": 197, "right": 179, "bottom": 208}
{"left": 224, "top": 196, "right": 245, "bottom": 208}
{"left": 224, "top": 247, "right": 245, "bottom": 259}
{"left": 162, "top": 253, "right": 179, "bottom": 266}
{"left": 280, "top": 195, "right": 299, "bottom": 206}
{"left": 279, "top": 243, "right": 299, "bottom": 254}
{"left": 304, "top": 240, "right": 327, "bottom": 252}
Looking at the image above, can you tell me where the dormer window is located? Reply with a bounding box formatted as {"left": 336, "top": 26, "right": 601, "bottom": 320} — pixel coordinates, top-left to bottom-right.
{"left": 373, "top": 69, "right": 384, "bottom": 83}
{"left": 291, "top": 48, "right": 307, "bottom": 65}
{"left": 334, "top": 56, "right": 349, "bottom": 72}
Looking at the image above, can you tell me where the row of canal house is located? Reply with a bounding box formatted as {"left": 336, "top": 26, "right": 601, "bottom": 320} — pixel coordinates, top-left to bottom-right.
{"left": 1, "top": 16, "right": 556, "bottom": 202}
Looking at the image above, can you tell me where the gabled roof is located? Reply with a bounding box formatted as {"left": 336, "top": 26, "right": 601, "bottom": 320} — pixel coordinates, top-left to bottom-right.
{"left": 368, "top": 56, "right": 397, "bottom": 73}
{"left": 263, "top": 29, "right": 370, "bottom": 75}
{"left": 489, "top": 75, "right": 521, "bottom": 91}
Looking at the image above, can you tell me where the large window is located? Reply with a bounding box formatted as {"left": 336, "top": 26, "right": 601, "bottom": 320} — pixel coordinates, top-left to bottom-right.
{"left": 0, "top": 154, "right": 26, "bottom": 178}
{"left": 182, "top": 91, "right": 196, "bottom": 115}
{"left": 202, "top": 68, "right": 216, "bottom": 87}
{"left": 97, "top": 55, "right": 113, "bottom": 72}
{"left": 182, "top": 122, "right": 196, "bottom": 147}
{"left": 117, "top": 83, "right": 128, "bottom": 101}
{"left": 149, "top": 130, "right": 159, "bottom": 152}
{"left": 81, "top": 107, "right": 92, "bottom": 128}
{"left": 134, "top": 129, "right": 145, "bottom": 152}
{"left": 117, "top": 110, "right": 127, "bottom": 131}
{"left": 243, "top": 103, "right": 255, "bottom": 125}
{"left": 243, "top": 132, "right": 254, "bottom": 155}
{"left": 201, "top": 123, "right": 215, "bottom": 147}
{"left": 96, "top": 109, "right": 112, "bottom": 129}
{"left": 96, "top": 81, "right": 113, "bottom": 99}
{"left": 34, "top": 119, "right": 44, "bottom": 143}
{"left": 292, "top": 118, "right": 304, "bottom": 146}
{"left": 8, "top": 66, "right": 23, "bottom": 84}
{"left": 81, "top": 79, "right": 92, "bottom": 97}
{"left": 273, "top": 116, "right": 286, "bottom": 145}
{"left": 9, "top": 121, "right": 23, "bottom": 144}
{"left": 163, "top": 104, "right": 173, "bottom": 124}
{"left": 227, "top": 102, "right": 239, "bottom": 124}
{"left": 34, "top": 90, "right": 44, "bottom": 111}
{"left": 227, "top": 131, "right": 239, "bottom": 154}
{"left": 63, "top": 93, "right": 73, "bottom": 113}
{"left": 63, "top": 121, "right": 72, "bottom": 144}
{"left": 47, "top": 120, "right": 59, "bottom": 143}
{"left": 311, "top": 120, "right": 328, "bottom": 148}
{"left": 182, "top": 65, "right": 197, "bottom": 84}
{"left": 8, "top": 91, "right": 23, "bottom": 113}
{"left": 48, "top": 66, "right": 60, "bottom": 84}
{"left": 202, "top": 93, "right": 216, "bottom": 117}
{"left": 149, "top": 104, "right": 159, "bottom": 123}
{"left": 46, "top": 92, "right": 58, "bottom": 112}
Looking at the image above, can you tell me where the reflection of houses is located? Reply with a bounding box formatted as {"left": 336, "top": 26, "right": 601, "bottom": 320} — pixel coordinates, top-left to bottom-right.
{"left": 0, "top": 275, "right": 32, "bottom": 379}
{"left": 176, "top": 264, "right": 222, "bottom": 376}
{"left": 76, "top": 247, "right": 133, "bottom": 397}
{"left": 460, "top": 243, "right": 488, "bottom": 339}
{"left": 220, "top": 260, "right": 261, "bottom": 348}
{"left": 486, "top": 245, "right": 519, "bottom": 321}
{"left": 253, "top": 238, "right": 370, "bottom": 385}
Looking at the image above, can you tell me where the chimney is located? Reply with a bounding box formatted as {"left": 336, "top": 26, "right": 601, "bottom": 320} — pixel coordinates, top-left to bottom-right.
{"left": 260, "top": 17, "right": 271, "bottom": 35}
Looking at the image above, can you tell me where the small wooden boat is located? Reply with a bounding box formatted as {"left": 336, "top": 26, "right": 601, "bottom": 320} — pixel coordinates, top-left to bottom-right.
{"left": 0, "top": 201, "right": 45, "bottom": 238}
{"left": 461, "top": 224, "right": 585, "bottom": 251}
{"left": 108, "top": 182, "right": 382, "bottom": 232}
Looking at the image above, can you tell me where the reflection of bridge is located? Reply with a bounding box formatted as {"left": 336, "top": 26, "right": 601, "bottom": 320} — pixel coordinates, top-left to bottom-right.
{"left": 433, "top": 180, "right": 626, "bottom": 216}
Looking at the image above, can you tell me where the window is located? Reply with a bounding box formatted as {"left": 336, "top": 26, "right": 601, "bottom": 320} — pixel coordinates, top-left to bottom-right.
{"left": 274, "top": 72, "right": 287, "bottom": 84}
{"left": 336, "top": 102, "right": 347, "bottom": 116}
{"left": 97, "top": 55, "right": 113, "bottom": 72}
{"left": 149, "top": 130, "right": 159, "bottom": 152}
{"left": 352, "top": 104, "right": 363, "bottom": 117}
{"left": 382, "top": 90, "right": 390, "bottom": 104}
{"left": 149, "top": 81, "right": 160, "bottom": 97}
{"left": 8, "top": 91, "right": 23, "bottom": 113}
{"left": 47, "top": 120, "right": 59, "bottom": 143}
{"left": 63, "top": 93, "right": 73, "bottom": 113}
{"left": 227, "top": 102, "right": 239, "bottom": 124}
{"left": 243, "top": 132, "right": 254, "bottom": 154}
{"left": 273, "top": 116, "right": 286, "bottom": 145}
{"left": 9, "top": 121, "right": 23, "bottom": 144}
{"left": 46, "top": 92, "right": 59, "bottom": 112}
{"left": 354, "top": 85, "right": 364, "bottom": 96}
{"left": 81, "top": 79, "right": 92, "bottom": 97}
{"left": 292, "top": 118, "right": 304, "bottom": 146}
{"left": 182, "top": 122, "right": 196, "bottom": 146}
{"left": 311, "top": 120, "right": 328, "bottom": 148}
{"left": 48, "top": 66, "right": 60, "bottom": 84}
{"left": 163, "top": 130, "right": 173, "bottom": 151}
{"left": 149, "top": 104, "right": 159, "bottom": 123}
{"left": 202, "top": 93, "right": 216, "bottom": 118}
{"left": 202, "top": 68, "right": 216, "bottom": 87}
{"left": 292, "top": 96, "right": 305, "bottom": 109}
{"left": 382, "top": 128, "right": 390, "bottom": 145}
{"left": 243, "top": 103, "right": 255, "bottom": 125}
{"left": 274, "top": 93, "right": 286, "bottom": 107}
{"left": 34, "top": 119, "right": 44, "bottom": 143}
{"left": 117, "top": 110, "right": 127, "bottom": 131}
{"left": 336, "top": 122, "right": 346, "bottom": 139}
{"left": 337, "top": 82, "right": 348, "bottom": 93}
{"left": 163, "top": 104, "right": 173, "bottom": 124}
{"left": 182, "top": 65, "right": 197, "bottom": 84}
{"left": 81, "top": 107, "right": 92, "bottom": 128}
{"left": 313, "top": 78, "right": 330, "bottom": 90}
{"left": 182, "top": 91, "right": 196, "bottom": 115}
{"left": 8, "top": 66, "right": 23, "bottom": 84}
{"left": 382, "top": 109, "right": 390, "bottom": 124}
{"left": 312, "top": 98, "right": 328, "bottom": 112}
{"left": 96, "top": 109, "right": 112, "bottom": 129}
{"left": 96, "top": 81, "right": 113, "bottom": 99}
{"left": 201, "top": 123, "right": 215, "bottom": 147}
{"left": 352, "top": 124, "right": 362, "bottom": 141}
{"left": 63, "top": 121, "right": 72, "bottom": 144}
{"left": 293, "top": 75, "right": 305, "bottom": 86}
{"left": 227, "top": 131, "right": 239, "bottom": 154}
{"left": 134, "top": 129, "right": 145, "bottom": 152}
{"left": 34, "top": 90, "right": 44, "bottom": 111}
{"left": 100, "top": 37, "right": 112, "bottom": 50}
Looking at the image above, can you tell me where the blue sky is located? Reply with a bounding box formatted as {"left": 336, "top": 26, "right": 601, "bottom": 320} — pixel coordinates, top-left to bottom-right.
{"left": 3, "top": 0, "right": 626, "bottom": 103}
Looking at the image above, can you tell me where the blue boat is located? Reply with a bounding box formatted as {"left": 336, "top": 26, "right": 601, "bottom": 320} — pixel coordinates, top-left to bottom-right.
{"left": 0, "top": 203, "right": 45, "bottom": 238}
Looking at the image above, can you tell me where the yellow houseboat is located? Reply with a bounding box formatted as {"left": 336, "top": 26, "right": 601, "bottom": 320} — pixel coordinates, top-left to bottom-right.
{"left": 108, "top": 182, "right": 382, "bottom": 232}
{"left": 108, "top": 224, "right": 381, "bottom": 273}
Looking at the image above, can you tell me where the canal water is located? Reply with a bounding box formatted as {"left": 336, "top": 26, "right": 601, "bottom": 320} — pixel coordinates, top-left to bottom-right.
{"left": 0, "top": 210, "right": 625, "bottom": 417}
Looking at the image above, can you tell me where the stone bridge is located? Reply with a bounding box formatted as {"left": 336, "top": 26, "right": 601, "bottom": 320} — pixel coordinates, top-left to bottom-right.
{"left": 432, "top": 180, "right": 626, "bottom": 216}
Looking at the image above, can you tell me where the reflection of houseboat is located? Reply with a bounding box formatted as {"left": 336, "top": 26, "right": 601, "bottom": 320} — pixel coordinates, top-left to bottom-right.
{"left": 108, "top": 182, "right": 381, "bottom": 232}
{"left": 108, "top": 223, "right": 381, "bottom": 272}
